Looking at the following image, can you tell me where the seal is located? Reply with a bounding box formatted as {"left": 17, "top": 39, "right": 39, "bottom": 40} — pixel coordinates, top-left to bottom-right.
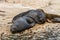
{"left": 10, "top": 9, "right": 46, "bottom": 33}
{"left": 10, "top": 9, "right": 60, "bottom": 33}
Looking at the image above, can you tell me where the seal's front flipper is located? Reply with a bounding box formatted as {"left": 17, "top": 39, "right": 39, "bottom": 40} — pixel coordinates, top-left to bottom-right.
{"left": 51, "top": 18, "right": 60, "bottom": 23}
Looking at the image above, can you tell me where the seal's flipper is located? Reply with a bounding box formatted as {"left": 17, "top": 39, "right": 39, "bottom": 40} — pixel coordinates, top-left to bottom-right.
{"left": 26, "top": 17, "right": 35, "bottom": 26}
{"left": 51, "top": 18, "right": 60, "bottom": 23}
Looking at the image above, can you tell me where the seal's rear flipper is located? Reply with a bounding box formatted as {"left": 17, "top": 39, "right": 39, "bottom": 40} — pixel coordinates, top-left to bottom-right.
{"left": 51, "top": 18, "right": 60, "bottom": 23}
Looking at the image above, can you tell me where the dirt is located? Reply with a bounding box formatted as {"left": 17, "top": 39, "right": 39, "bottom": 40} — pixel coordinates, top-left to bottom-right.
{"left": 0, "top": 0, "right": 60, "bottom": 40}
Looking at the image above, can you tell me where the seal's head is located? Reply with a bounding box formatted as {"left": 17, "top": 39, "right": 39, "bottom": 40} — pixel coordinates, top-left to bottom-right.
{"left": 10, "top": 17, "right": 35, "bottom": 33}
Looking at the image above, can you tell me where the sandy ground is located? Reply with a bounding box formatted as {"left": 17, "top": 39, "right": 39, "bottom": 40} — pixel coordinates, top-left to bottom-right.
{"left": 0, "top": 0, "right": 60, "bottom": 40}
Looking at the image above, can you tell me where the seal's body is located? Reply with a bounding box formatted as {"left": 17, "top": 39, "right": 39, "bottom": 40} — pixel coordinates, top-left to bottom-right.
{"left": 10, "top": 9, "right": 46, "bottom": 33}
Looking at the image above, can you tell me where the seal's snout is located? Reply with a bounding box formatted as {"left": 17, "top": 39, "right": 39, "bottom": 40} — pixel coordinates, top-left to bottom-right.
{"left": 10, "top": 25, "right": 17, "bottom": 33}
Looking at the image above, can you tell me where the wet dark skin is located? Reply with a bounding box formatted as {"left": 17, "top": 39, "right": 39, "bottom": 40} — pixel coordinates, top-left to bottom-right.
{"left": 10, "top": 9, "right": 60, "bottom": 33}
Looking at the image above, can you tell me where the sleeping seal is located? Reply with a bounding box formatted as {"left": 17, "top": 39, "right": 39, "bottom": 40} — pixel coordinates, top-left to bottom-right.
{"left": 10, "top": 9, "right": 46, "bottom": 33}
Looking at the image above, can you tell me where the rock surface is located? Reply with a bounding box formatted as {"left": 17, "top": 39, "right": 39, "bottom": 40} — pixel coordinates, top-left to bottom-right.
{"left": 0, "top": 0, "right": 60, "bottom": 40}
